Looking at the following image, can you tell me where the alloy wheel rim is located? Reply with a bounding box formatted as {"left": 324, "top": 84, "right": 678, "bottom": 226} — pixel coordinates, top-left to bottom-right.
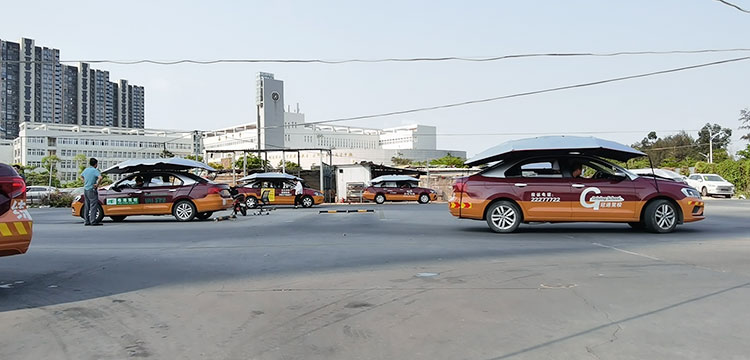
{"left": 176, "top": 203, "right": 193, "bottom": 219}
{"left": 420, "top": 195, "right": 428, "bottom": 202}
{"left": 491, "top": 206, "right": 516, "bottom": 230}
{"left": 376, "top": 195, "right": 384, "bottom": 203}
{"left": 654, "top": 204, "right": 675, "bottom": 229}
{"left": 303, "top": 197, "right": 313, "bottom": 207}
{"left": 246, "top": 198, "right": 256, "bottom": 207}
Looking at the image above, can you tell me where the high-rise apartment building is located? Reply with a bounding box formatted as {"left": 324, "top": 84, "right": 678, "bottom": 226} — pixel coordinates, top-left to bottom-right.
{"left": 0, "top": 37, "right": 145, "bottom": 139}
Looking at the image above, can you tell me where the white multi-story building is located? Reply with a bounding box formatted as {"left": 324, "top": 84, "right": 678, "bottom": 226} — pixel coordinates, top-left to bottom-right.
{"left": 13, "top": 123, "right": 196, "bottom": 182}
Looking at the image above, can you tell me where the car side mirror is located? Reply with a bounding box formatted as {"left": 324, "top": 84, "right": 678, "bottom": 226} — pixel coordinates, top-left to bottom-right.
{"left": 613, "top": 171, "right": 628, "bottom": 180}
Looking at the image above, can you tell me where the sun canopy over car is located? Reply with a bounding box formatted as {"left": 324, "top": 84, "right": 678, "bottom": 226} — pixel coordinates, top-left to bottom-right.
{"left": 465, "top": 135, "right": 647, "bottom": 166}
{"left": 238, "top": 172, "right": 303, "bottom": 182}
{"left": 103, "top": 158, "right": 217, "bottom": 174}
{"left": 370, "top": 175, "right": 420, "bottom": 183}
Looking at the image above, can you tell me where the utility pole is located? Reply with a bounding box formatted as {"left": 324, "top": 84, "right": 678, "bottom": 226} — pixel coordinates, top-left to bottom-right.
{"left": 708, "top": 127, "right": 721, "bottom": 164}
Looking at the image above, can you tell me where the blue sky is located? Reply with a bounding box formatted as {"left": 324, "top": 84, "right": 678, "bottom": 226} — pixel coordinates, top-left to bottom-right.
{"left": 2, "top": 0, "right": 749, "bottom": 156}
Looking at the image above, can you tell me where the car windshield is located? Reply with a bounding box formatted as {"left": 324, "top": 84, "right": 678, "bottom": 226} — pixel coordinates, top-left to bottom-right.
{"left": 704, "top": 175, "right": 725, "bottom": 182}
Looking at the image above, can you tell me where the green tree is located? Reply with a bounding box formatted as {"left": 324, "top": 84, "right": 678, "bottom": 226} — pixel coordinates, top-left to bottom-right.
{"left": 277, "top": 160, "right": 301, "bottom": 172}
{"left": 696, "top": 123, "right": 732, "bottom": 158}
{"left": 208, "top": 162, "right": 224, "bottom": 170}
{"left": 737, "top": 144, "right": 750, "bottom": 160}
{"left": 632, "top": 131, "right": 699, "bottom": 167}
{"left": 739, "top": 107, "right": 750, "bottom": 141}
{"left": 73, "top": 153, "right": 88, "bottom": 173}
{"left": 185, "top": 154, "right": 204, "bottom": 162}
{"left": 160, "top": 149, "right": 175, "bottom": 158}
{"left": 429, "top": 154, "right": 467, "bottom": 168}
{"left": 391, "top": 152, "right": 412, "bottom": 166}
{"left": 234, "top": 155, "right": 269, "bottom": 170}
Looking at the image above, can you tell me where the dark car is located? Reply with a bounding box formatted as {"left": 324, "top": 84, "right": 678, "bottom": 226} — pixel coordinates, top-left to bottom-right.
{"left": 363, "top": 175, "right": 437, "bottom": 204}
{"left": 234, "top": 172, "right": 324, "bottom": 208}
{"left": 0, "top": 163, "right": 32, "bottom": 257}
{"left": 450, "top": 136, "right": 705, "bottom": 233}
{"left": 72, "top": 159, "right": 232, "bottom": 222}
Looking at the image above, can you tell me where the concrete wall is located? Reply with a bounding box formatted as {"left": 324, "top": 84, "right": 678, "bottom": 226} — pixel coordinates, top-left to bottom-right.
{"left": 334, "top": 165, "right": 371, "bottom": 202}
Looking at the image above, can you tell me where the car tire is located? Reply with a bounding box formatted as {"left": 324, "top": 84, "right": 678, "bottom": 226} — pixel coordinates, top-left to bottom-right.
{"left": 173, "top": 200, "right": 197, "bottom": 222}
{"left": 643, "top": 199, "right": 678, "bottom": 233}
{"left": 245, "top": 196, "right": 258, "bottom": 209}
{"left": 375, "top": 194, "right": 386, "bottom": 204}
{"left": 301, "top": 195, "right": 314, "bottom": 208}
{"left": 110, "top": 215, "right": 127, "bottom": 222}
{"left": 418, "top": 194, "right": 430, "bottom": 204}
{"left": 701, "top": 187, "right": 708, "bottom": 197}
{"left": 80, "top": 204, "right": 104, "bottom": 223}
{"left": 485, "top": 200, "right": 522, "bottom": 233}
{"left": 196, "top": 212, "right": 213, "bottom": 220}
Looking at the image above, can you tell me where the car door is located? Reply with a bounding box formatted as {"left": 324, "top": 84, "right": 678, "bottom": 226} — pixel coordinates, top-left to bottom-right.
{"left": 505, "top": 158, "right": 571, "bottom": 221}
{"left": 400, "top": 182, "right": 418, "bottom": 201}
{"left": 569, "top": 158, "right": 638, "bottom": 222}
{"left": 141, "top": 173, "right": 181, "bottom": 214}
{"left": 686, "top": 174, "right": 702, "bottom": 190}
{"left": 103, "top": 176, "right": 142, "bottom": 215}
{"left": 275, "top": 180, "right": 296, "bottom": 205}
{"left": 382, "top": 181, "right": 400, "bottom": 200}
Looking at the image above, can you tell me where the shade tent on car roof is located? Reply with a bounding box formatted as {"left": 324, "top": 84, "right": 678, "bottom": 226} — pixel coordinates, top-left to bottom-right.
{"left": 370, "top": 175, "right": 420, "bottom": 183}
{"left": 238, "top": 172, "right": 303, "bottom": 182}
{"left": 102, "top": 158, "right": 217, "bottom": 174}
{"left": 465, "top": 135, "right": 647, "bottom": 166}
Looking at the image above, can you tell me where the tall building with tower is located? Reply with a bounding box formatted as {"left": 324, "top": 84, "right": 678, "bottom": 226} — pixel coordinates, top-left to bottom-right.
{"left": 0, "top": 37, "right": 146, "bottom": 140}
{"left": 256, "top": 72, "right": 285, "bottom": 150}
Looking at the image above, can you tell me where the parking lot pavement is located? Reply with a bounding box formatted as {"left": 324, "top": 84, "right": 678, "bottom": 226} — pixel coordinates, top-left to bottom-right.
{"left": 1, "top": 201, "right": 750, "bottom": 359}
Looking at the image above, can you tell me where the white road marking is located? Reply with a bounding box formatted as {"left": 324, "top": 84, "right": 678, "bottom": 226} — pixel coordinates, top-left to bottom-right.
{"left": 591, "top": 242, "right": 661, "bottom": 261}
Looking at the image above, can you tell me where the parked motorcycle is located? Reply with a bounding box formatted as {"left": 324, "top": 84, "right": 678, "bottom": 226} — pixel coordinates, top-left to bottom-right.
{"left": 230, "top": 187, "right": 247, "bottom": 216}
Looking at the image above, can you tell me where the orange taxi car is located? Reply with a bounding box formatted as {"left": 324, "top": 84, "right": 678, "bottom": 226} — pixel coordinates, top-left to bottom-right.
{"left": 0, "top": 163, "right": 32, "bottom": 257}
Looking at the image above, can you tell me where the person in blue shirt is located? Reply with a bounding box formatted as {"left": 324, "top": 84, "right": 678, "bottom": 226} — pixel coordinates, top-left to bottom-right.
{"left": 80, "top": 158, "right": 103, "bottom": 226}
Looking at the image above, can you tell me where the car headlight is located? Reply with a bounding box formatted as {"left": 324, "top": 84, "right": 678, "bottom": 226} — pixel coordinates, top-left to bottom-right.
{"left": 73, "top": 195, "right": 81, "bottom": 203}
{"left": 681, "top": 187, "right": 701, "bottom": 198}
{"left": 430, "top": 189, "right": 437, "bottom": 194}
{"left": 314, "top": 192, "right": 323, "bottom": 196}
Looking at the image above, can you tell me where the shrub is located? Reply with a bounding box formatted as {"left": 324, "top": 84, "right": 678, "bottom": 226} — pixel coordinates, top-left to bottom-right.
{"left": 40, "top": 192, "right": 76, "bottom": 208}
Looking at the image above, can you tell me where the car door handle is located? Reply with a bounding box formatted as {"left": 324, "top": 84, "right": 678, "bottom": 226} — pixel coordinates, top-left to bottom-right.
{"left": 514, "top": 183, "right": 527, "bottom": 188}
{"left": 572, "top": 184, "right": 585, "bottom": 188}
{"left": 168, "top": 189, "right": 177, "bottom": 192}
{"left": 134, "top": 190, "right": 143, "bottom": 194}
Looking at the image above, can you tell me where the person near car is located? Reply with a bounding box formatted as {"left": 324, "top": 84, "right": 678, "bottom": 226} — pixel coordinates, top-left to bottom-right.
{"left": 81, "top": 158, "right": 103, "bottom": 226}
{"left": 571, "top": 163, "right": 583, "bottom": 178}
{"left": 294, "top": 180, "right": 304, "bottom": 208}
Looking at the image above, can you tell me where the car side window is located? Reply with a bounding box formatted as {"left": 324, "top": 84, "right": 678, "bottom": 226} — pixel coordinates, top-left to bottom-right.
{"left": 506, "top": 160, "right": 562, "bottom": 178}
{"left": 383, "top": 181, "right": 398, "bottom": 188}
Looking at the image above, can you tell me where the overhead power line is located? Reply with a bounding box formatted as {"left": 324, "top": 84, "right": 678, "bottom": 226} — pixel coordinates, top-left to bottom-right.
{"left": 714, "top": 0, "right": 750, "bottom": 13}
{"left": 2, "top": 48, "right": 750, "bottom": 65}
{"left": 260, "top": 56, "right": 750, "bottom": 129}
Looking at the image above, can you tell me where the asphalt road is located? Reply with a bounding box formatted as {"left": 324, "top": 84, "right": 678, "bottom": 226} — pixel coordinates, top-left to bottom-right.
{"left": 1, "top": 200, "right": 750, "bottom": 360}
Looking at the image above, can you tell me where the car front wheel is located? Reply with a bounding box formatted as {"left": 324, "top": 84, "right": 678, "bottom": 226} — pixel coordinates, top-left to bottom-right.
{"left": 375, "top": 194, "right": 386, "bottom": 204}
{"left": 643, "top": 199, "right": 678, "bottom": 233}
{"left": 418, "top": 194, "right": 430, "bottom": 204}
{"left": 173, "top": 200, "right": 197, "bottom": 222}
{"left": 486, "top": 201, "right": 522, "bottom": 233}
{"left": 301, "top": 195, "right": 314, "bottom": 208}
{"left": 701, "top": 187, "right": 708, "bottom": 197}
{"left": 245, "top": 196, "right": 257, "bottom": 209}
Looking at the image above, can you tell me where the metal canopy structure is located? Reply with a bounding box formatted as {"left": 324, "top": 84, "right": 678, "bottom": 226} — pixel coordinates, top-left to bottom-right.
{"left": 238, "top": 172, "right": 303, "bottom": 182}
{"left": 205, "top": 147, "right": 334, "bottom": 202}
{"left": 370, "top": 175, "right": 420, "bottom": 183}
{"left": 103, "top": 158, "right": 217, "bottom": 174}
{"left": 465, "top": 135, "right": 647, "bottom": 166}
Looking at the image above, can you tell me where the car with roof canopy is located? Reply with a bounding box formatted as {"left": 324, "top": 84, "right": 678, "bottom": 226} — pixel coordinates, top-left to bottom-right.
{"left": 71, "top": 158, "right": 232, "bottom": 222}
{"left": 234, "top": 172, "right": 324, "bottom": 208}
{"left": 363, "top": 175, "right": 438, "bottom": 204}
{"left": 449, "top": 136, "right": 705, "bottom": 233}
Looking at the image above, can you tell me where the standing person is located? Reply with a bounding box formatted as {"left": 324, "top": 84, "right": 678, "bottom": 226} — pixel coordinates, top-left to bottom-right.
{"left": 293, "top": 180, "right": 304, "bottom": 209}
{"left": 81, "top": 158, "right": 103, "bottom": 226}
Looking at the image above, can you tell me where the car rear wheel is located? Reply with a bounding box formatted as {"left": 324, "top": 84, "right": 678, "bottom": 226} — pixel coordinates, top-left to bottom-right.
{"left": 375, "top": 194, "right": 386, "bottom": 204}
{"left": 301, "top": 195, "right": 314, "bottom": 208}
{"left": 643, "top": 199, "right": 678, "bottom": 233}
{"left": 110, "top": 215, "right": 127, "bottom": 222}
{"left": 173, "top": 200, "right": 197, "bottom": 222}
{"left": 246, "top": 196, "right": 257, "bottom": 209}
{"left": 418, "top": 194, "right": 430, "bottom": 204}
{"left": 486, "top": 201, "right": 522, "bottom": 233}
{"left": 196, "top": 212, "right": 213, "bottom": 220}
{"left": 701, "top": 187, "right": 708, "bottom": 197}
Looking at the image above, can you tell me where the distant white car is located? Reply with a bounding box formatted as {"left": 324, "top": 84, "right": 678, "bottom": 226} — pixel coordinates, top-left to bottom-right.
{"left": 630, "top": 168, "right": 687, "bottom": 184}
{"left": 25, "top": 186, "right": 59, "bottom": 203}
{"left": 686, "top": 174, "right": 735, "bottom": 198}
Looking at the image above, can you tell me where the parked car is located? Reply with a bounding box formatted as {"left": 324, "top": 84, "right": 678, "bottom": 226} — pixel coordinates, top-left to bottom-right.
{"left": 629, "top": 168, "right": 687, "bottom": 184}
{"left": 450, "top": 136, "right": 705, "bottom": 233}
{"left": 0, "top": 163, "right": 33, "bottom": 257}
{"left": 685, "top": 173, "right": 735, "bottom": 198}
{"left": 26, "top": 186, "right": 58, "bottom": 203}
{"left": 71, "top": 158, "right": 232, "bottom": 222}
{"left": 363, "top": 175, "right": 438, "bottom": 204}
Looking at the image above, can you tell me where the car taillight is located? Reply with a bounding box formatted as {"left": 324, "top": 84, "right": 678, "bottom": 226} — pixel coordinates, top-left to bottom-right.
{"left": 0, "top": 177, "right": 26, "bottom": 199}
{"left": 207, "top": 187, "right": 221, "bottom": 195}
